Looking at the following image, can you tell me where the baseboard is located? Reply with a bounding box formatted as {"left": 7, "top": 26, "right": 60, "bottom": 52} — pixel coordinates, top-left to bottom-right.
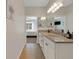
{"left": 17, "top": 41, "right": 26, "bottom": 59}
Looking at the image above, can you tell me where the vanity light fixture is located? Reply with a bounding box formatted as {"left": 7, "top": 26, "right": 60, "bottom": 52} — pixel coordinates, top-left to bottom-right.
{"left": 26, "top": 16, "right": 37, "bottom": 20}
{"left": 52, "top": 2, "right": 63, "bottom": 13}
{"left": 41, "top": 17, "right": 46, "bottom": 20}
{"left": 47, "top": 2, "right": 63, "bottom": 13}
{"left": 47, "top": 3, "right": 57, "bottom": 13}
{"left": 54, "top": 17, "right": 61, "bottom": 19}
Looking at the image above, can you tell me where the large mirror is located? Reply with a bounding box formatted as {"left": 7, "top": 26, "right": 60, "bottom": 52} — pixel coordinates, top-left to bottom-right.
{"left": 38, "top": 16, "right": 65, "bottom": 33}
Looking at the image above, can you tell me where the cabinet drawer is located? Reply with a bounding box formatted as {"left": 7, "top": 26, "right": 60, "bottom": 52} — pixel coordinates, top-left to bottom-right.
{"left": 43, "top": 36, "right": 55, "bottom": 59}
{"left": 44, "top": 36, "right": 55, "bottom": 48}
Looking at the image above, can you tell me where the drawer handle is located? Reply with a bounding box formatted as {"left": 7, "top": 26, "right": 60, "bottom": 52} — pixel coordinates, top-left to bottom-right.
{"left": 45, "top": 43, "right": 48, "bottom": 46}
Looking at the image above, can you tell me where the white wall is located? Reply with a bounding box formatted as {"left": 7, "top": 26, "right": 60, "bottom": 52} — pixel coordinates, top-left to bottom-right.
{"left": 37, "top": 7, "right": 65, "bottom": 31}
{"left": 6, "top": 0, "right": 26, "bottom": 59}
{"left": 46, "top": 0, "right": 73, "bottom": 33}
{"left": 64, "top": 4, "right": 73, "bottom": 33}
{"left": 46, "top": 3, "right": 73, "bottom": 33}
{"left": 25, "top": 7, "right": 47, "bottom": 17}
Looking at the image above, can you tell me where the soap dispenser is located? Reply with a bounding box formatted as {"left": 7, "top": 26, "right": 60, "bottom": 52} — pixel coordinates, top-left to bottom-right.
{"left": 66, "top": 30, "right": 72, "bottom": 39}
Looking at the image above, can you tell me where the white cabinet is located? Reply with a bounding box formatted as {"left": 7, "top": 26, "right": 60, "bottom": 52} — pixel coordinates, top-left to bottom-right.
{"left": 38, "top": 33, "right": 44, "bottom": 48}
{"left": 43, "top": 37, "right": 55, "bottom": 59}
{"left": 38, "top": 33, "right": 73, "bottom": 59}
{"left": 43, "top": 38, "right": 49, "bottom": 59}
{"left": 38, "top": 33, "right": 55, "bottom": 59}
{"left": 55, "top": 43, "right": 73, "bottom": 59}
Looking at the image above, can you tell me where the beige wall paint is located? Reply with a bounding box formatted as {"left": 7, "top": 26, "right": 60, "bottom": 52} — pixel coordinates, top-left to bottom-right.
{"left": 25, "top": 7, "right": 47, "bottom": 17}
{"left": 46, "top": 3, "right": 73, "bottom": 33}
{"left": 46, "top": 0, "right": 73, "bottom": 33}
{"left": 6, "top": 0, "right": 26, "bottom": 59}
{"left": 64, "top": 4, "right": 73, "bottom": 33}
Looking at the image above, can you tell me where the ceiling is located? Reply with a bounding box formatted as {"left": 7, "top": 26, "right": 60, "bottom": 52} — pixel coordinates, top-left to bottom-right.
{"left": 63, "top": 0, "right": 73, "bottom": 7}
{"left": 24, "top": 0, "right": 49, "bottom": 7}
{"left": 24, "top": 0, "right": 73, "bottom": 7}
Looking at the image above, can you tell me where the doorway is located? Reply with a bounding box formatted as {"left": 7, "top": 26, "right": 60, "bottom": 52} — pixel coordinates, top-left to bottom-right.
{"left": 26, "top": 16, "right": 38, "bottom": 43}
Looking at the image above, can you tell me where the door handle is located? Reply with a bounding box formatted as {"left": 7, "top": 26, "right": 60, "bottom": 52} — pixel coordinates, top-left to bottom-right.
{"left": 45, "top": 43, "right": 48, "bottom": 46}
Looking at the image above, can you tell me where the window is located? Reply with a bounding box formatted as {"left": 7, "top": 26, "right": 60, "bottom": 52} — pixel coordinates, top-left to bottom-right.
{"left": 26, "top": 22, "right": 33, "bottom": 31}
{"left": 26, "top": 16, "right": 37, "bottom": 32}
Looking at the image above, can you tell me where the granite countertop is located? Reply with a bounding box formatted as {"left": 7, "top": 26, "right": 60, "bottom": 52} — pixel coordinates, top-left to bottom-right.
{"left": 39, "top": 31, "right": 73, "bottom": 43}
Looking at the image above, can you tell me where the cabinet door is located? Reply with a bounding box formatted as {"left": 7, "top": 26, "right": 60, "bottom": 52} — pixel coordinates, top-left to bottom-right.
{"left": 38, "top": 33, "right": 41, "bottom": 45}
{"left": 55, "top": 43, "right": 73, "bottom": 59}
{"left": 39, "top": 37, "right": 44, "bottom": 48}
{"left": 47, "top": 39, "right": 55, "bottom": 59}
{"left": 38, "top": 35, "right": 42, "bottom": 47}
{"left": 38, "top": 33, "right": 44, "bottom": 48}
{"left": 44, "top": 37, "right": 55, "bottom": 59}
{"left": 43, "top": 38, "right": 49, "bottom": 59}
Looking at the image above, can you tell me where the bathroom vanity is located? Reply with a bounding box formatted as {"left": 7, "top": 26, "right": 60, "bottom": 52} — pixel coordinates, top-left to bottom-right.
{"left": 37, "top": 31, "right": 73, "bottom": 59}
